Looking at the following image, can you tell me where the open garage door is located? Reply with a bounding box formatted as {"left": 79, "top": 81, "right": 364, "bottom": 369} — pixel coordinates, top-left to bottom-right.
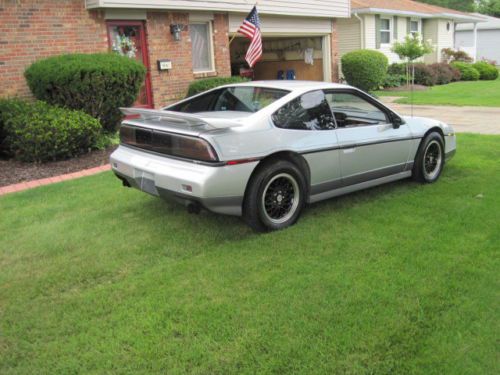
{"left": 230, "top": 36, "right": 328, "bottom": 81}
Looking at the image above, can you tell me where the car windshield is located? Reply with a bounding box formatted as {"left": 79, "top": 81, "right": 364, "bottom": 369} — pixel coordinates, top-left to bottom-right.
{"left": 167, "top": 86, "right": 289, "bottom": 114}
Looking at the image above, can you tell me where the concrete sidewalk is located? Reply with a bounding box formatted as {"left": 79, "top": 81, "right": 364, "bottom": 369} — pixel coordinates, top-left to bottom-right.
{"left": 379, "top": 96, "right": 500, "bottom": 135}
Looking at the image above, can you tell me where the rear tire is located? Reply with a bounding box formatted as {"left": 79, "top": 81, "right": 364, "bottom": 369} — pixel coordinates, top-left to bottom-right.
{"left": 413, "top": 132, "right": 445, "bottom": 183}
{"left": 243, "top": 160, "right": 306, "bottom": 232}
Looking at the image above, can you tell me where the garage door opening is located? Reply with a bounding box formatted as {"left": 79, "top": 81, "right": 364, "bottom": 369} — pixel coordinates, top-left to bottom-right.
{"left": 230, "top": 36, "right": 329, "bottom": 81}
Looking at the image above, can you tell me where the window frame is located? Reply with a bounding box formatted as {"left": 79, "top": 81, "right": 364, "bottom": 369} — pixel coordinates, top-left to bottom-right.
{"left": 379, "top": 17, "right": 392, "bottom": 45}
{"left": 409, "top": 19, "right": 420, "bottom": 37}
{"left": 323, "top": 89, "right": 402, "bottom": 129}
{"left": 271, "top": 89, "right": 337, "bottom": 131}
{"left": 189, "top": 21, "right": 216, "bottom": 73}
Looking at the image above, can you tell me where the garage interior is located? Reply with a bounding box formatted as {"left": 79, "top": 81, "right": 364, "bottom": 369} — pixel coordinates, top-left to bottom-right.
{"left": 230, "top": 36, "right": 325, "bottom": 81}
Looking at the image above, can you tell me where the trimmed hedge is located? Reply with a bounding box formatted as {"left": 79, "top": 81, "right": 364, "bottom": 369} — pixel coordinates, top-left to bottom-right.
{"left": 429, "top": 63, "right": 461, "bottom": 85}
{"left": 451, "top": 62, "right": 480, "bottom": 81}
{"left": 341, "top": 50, "right": 388, "bottom": 92}
{"left": 472, "top": 61, "right": 499, "bottom": 80}
{"left": 187, "top": 76, "right": 249, "bottom": 97}
{"left": 0, "top": 99, "right": 101, "bottom": 162}
{"left": 382, "top": 74, "right": 406, "bottom": 88}
{"left": 413, "top": 63, "right": 438, "bottom": 86}
{"left": 24, "top": 53, "right": 146, "bottom": 133}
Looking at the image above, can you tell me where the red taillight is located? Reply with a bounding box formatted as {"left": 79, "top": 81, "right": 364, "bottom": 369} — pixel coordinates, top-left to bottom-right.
{"left": 120, "top": 124, "right": 218, "bottom": 162}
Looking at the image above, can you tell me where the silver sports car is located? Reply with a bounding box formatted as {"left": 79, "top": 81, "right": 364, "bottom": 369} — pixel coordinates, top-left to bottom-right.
{"left": 110, "top": 81, "right": 456, "bottom": 231}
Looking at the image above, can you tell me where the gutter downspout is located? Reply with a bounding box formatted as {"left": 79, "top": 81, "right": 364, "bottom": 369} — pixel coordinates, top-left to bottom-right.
{"left": 354, "top": 12, "right": 365, "bottom": 48}
{"left": 472, "top": 22, "right": 478, "bottom": 62}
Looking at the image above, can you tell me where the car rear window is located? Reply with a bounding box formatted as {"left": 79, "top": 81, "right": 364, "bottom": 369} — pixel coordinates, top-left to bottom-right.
{"left": 168, "top": 86, "right": 289, "bottom": 114}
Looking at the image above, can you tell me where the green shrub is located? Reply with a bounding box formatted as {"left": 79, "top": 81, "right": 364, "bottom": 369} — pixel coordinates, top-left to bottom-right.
{"left": 0, "top": 99, "right": 101, "bottom": 162}
{"left": 429, "top": 63, "right": 460, "bottom": 85}
{"left": 388, "top": 63, "right": 406, "bottom": 76}
{"left": 382, "top": 74, "right": 406, "bottom": 88}
{"left": 341, "top": 50, "right": 388, "bottom": 92}
{"left": 451, "top": 62, "right": 480, "bottom": 81}
{"left": 472, "top": 61, "right": 499, "bottom": 80}
{"left": 187, "top": 76, "right": 249, "bottom": 97}
{"left": 24, "top": 53, "right": 146, "bottom": 133}
{"left": 413, "top": 63, "right": 438, "bottom": 86}
{"left": 0, "top": 99, "right": 30, "bottom": 153}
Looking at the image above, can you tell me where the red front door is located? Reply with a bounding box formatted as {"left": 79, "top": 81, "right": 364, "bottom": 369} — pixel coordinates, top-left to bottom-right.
{"left": 107, "top": 21, "right": 153, "bottom": 108}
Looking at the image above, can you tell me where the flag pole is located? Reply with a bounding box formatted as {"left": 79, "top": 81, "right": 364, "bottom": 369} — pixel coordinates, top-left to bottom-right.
{"left": 229, "top": 34, "right": 238, "bottom": 45}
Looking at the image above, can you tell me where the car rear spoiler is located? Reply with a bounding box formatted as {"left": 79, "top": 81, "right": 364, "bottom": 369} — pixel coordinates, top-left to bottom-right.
{"left": 120, "top": 107, "right": 243, "bottom": 133}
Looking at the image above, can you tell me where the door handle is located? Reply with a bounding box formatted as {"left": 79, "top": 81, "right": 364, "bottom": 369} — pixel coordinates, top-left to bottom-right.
{"left": 343, "top": 148, "right": 356, "bottom": 154}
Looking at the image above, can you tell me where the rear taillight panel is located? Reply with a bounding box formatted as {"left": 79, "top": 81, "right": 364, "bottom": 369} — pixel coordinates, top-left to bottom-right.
{"left": 119, "top": 124, "right": 218, "bottom": 162}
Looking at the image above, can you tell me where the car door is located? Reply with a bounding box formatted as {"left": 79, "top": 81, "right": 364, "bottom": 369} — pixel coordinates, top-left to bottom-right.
{"left": 271, "top": 90, "right": 342, "bottom": 194}
{"left": 324, "top": 90, "right": 412, "bottom": 186}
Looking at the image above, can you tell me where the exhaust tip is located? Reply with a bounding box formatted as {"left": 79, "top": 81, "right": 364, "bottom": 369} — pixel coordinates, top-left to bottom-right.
{"left": 186, "top": 201, "right": 201, "bottom": 214}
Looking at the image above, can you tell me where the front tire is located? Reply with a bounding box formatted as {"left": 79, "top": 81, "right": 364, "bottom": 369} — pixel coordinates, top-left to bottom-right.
{"left": 243, "top": 160, "right": 306, "bottom": 232}
{"left": 413, "top": 132, "right": 445, "bottom": 183}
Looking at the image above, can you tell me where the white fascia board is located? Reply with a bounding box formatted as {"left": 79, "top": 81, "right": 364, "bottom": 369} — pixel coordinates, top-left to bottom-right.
{"left": 352, "top": 8, "right": 485, "bottom": 23}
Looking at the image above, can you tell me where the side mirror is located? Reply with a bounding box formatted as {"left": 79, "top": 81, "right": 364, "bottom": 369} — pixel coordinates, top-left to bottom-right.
{"left": 392, "top": 115, "right": 405, "bottom": 129}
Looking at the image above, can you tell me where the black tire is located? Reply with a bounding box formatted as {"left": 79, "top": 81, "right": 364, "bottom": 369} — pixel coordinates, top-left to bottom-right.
{"left": 413, "top": 131, "right": 445, "bottom": 183}
{"left": 243, "top": 160, "right": 306, "bottom": 232}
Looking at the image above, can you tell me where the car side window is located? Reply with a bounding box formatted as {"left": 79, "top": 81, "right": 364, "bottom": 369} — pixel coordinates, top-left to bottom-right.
{"left": 324, "top": 91, "right": 388, "bottom": 128}
{"left": 272, "top": 90, "right": 336, "bottom": 130}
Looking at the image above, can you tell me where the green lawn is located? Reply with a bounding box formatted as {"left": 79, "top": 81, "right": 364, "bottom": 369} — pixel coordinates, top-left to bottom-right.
{"left": 375, "top": 75, "right": 500, "bottom": 107}
{"left": 1, "top": 134, "right": 499, "bottom": 374}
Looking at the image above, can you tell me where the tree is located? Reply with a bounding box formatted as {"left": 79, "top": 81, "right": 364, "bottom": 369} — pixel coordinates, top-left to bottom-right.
{"left": 477, "top": 0, "right": 500, "bottom": 17}
{"left": 392, "top": 34, "right": 434, "bottom": 88}
{"left": 418, "top": 0, "right": 476, "bottom": 12}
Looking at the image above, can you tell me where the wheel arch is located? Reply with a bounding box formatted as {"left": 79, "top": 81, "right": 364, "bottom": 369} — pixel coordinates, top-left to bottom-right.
{"left": 243, "top": 150, "right": 311, "bottom": 204}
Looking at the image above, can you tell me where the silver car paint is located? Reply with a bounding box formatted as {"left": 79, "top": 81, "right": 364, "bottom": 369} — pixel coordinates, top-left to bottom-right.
{"left": 111, "top": 81, "right": 456, "bottom": 216}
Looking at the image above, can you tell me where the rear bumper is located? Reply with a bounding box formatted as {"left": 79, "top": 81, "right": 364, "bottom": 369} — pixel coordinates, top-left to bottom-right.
{"left": 110, "top": 145, "right": 258, "bottom": 216}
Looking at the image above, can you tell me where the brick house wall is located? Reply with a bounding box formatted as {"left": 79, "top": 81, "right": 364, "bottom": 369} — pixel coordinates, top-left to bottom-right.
{"left": 147, "top": 12, "right": 231, "bottom": 106}
{"left": 1, "top": 0, "right": 339, "bottom": 108}
{"left": 0, "top": 0, "right": 108, "bottom": 99}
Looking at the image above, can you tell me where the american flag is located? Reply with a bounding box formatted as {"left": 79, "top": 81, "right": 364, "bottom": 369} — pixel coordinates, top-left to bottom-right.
{"left": 237, "top": 6, "right": 262, "bottom": 68}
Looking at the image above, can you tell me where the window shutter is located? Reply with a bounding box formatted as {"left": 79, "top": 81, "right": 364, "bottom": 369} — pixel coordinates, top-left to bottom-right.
{"left": 375, "top": 15, "right": 381, "bottom": 49}
{"left": 407, "top": 18, "right": 411, "bottom": 35}
{"left": 394, "top": 16, "right": 398, "bottom": 40}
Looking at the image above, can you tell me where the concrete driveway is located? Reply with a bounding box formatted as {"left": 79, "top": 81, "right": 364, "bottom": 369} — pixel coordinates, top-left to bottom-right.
{"left": 379, "top": 96, "right": 500, "bottom": 135}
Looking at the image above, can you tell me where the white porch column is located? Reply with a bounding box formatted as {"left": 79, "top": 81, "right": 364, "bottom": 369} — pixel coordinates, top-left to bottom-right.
{"left": 472, "top": 22, "right": 478, "bottom": 62}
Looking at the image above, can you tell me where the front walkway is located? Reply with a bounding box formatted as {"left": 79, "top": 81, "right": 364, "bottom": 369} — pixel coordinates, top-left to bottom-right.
{"left": 379, "top": 97, "right": 500, "bottom": 135}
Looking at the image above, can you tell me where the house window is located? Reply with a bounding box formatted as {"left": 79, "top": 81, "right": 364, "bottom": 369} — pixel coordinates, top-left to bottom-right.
{"left": 190, "top": 22, "right": 214, "bottom": 72}
{"left": 410, "top": 20, "right": 419, "bottom": 36}
{"left": 380, "top": 18, "right": 391, "bottom": 44}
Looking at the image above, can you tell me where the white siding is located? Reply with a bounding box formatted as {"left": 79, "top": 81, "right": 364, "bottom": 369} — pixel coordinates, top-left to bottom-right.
{"left": 456, "top": 29, "right": 500, "bottom": 64}
{"left": 437, "top": 19, "right": 454, "bottom": 62}
{"left": 337, "top": 17, "right": 361, "bottom": 55}
{"left": 229, "top": 14, "right": 332, "bottom": 34}
{"left": 423, "top": 19, "right": 439, "bottom": 63}
{"left": 364, "top": 14, "right": 376, "bottom": 49}
{"left": 86, "top": 0, "right": 350, "bottom": 18}
{"left": 423, "top": 18, "right": 454, "bottom": 63}
{"left": 85, "top": 0, "right": 100, "bottom": 7}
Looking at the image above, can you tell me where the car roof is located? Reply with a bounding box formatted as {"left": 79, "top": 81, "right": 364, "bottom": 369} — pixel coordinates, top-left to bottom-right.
{"left": 224, "top": 80, "right": 352, "bottom": 92}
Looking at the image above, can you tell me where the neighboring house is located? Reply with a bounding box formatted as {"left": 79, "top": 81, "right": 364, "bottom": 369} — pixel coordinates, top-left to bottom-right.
{"left": 337, "top": 0, "right": 484, "bottom": 69}
{"left": 455, "top": 14, "right": 500, "bottom": 64}
{"left": 0, "top": 0, "right": 350, "bottom": 107}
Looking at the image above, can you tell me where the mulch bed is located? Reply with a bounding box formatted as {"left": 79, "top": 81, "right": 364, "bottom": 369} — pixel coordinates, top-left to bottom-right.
{"left": 0, "top": 146, "right": 117, "bottom": 187}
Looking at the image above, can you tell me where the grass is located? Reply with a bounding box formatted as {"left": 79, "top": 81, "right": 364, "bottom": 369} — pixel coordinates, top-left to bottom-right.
{"left": 375, "top": 74, "right": 500, "bottom": 107}
{"left": 1, "top": 134, "right": 499, "bottom": 374}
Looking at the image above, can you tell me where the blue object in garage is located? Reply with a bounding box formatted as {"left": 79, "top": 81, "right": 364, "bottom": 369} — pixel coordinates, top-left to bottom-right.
{"left": 277, "top": 70, "right": 284, "bottom": 80}
{"left": 286, "top": 69, "right": 296, "bottom": 80}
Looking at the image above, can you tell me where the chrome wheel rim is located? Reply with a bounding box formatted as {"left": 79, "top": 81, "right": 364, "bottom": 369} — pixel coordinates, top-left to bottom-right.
{"left": 423, "top": 140, "right": 443, "bottom": 180}
{"left": 261, "top": 173, "right": 300, "bottom": 225}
